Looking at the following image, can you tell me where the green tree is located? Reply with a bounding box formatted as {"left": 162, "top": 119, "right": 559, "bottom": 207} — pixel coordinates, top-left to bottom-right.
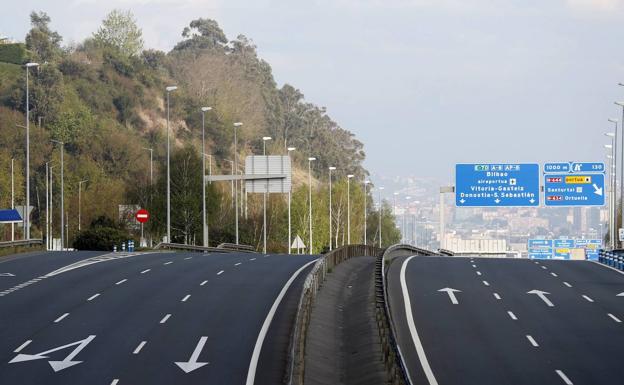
{"left": 93, "top": 10, "right": 144, "bottom": 57}
{"left": 174, "top": 18, "right": 228, "bottom": 51}
{"left": 25, "top": 11, "right": 62, "bottom": 62}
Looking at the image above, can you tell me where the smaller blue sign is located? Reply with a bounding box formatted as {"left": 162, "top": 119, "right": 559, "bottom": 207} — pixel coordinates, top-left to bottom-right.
{"left": 570, "top": 162, "right": 605, "bottom": 174}
{"left": 544, "top": 163, "right": 570, "bottom": 174}
{"left": 528, "top": 239, "right": 553, "bottom": 259}
{"left": 575, "top": 239, "right": 602, "bottom": 261}
{"left": 554, "top": 239, "right": 575, "bottom": 259}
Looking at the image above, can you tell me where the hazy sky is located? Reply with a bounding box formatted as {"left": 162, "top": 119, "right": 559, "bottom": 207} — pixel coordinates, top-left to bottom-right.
{"left": 4, "top": 0, "right": 624, "bottom": 184}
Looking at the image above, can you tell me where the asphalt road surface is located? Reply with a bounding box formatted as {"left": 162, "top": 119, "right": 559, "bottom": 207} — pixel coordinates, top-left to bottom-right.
{"left": 386, "top": 256, "right": 624, "bottom": 385}
{"left": 0, "top": 250, "right": 316, "bottom": 385}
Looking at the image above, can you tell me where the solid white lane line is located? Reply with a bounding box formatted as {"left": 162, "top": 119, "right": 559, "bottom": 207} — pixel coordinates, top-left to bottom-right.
{"left": 182, "top": 294, "right": 191, "bottom": 302}
{"left": 141, "top": 269, "right": 151, "bottom": 274}
{"left": 582, "top": 295, "right": 594, "bottom": 303}
{"left": 54, "top": 313, "right": 69, "bottom": 323}
{"left": 245, "top": 259, "right": 318, "bottom": 385}
{"left": 217, "top": 270, "right": 224, "bottom": 275}
{"left": 111, "top": 380, "right": 119, "bottom": 385}
{"left": 608, "top": 313, "right": 622, "bottom": 323}
{"left": 133, "top": 341, "right": 147, "bottom": 354}
{"left": 526, "top": 335, "right": 539, "bottom": 347}
{"left": 200, "top": 280, "right": 208, "bottom": 286}
{"left": 507, "top": 311, "right": 518, "bottom": 321}
{"left": 14, "top": 340, "right": 32, "bottom": 353}
{"left": 184, "top": 257, "right": 192, "bottom": 260}
{"left": 235, "top": 262, "right": 242, "bottom": 266}
{"left": 483, "top": 281, "right": 490, "bottom": 286}
{"left": 164, "top": 261, "right": 173, "bottom": 265}
{"left": 396, "top": 255, "right": 439, "bottom": 385}
{"left": 160, "top": 314, "right": 171, "bottom": 324}
{"left": 476, "top": 271, "right": 482, "bottom": 276}
{"left": 87, "top": 293, "right": 100, "bottom": 301}
{"left": 493, "top": 293, "right": 501, "bottom": 300}
{"left": 556, "top": 370, "right": 573, "bottom": 385}
{"left": 541, "top": 266, "right": 547, "bottom": 270}
{"left": 551, "top": 272, "right": 558, "bottom": 277}
{"left": 116, "top": 279, "right": 127, "bottom": 285}
{"left": 563, "top": 282, "right": 572, "bottom": 288}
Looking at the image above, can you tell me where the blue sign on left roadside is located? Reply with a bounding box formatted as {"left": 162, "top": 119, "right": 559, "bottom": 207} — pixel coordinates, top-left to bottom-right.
{"left": 456, "top": 163, "right": 540, "bottom": 207}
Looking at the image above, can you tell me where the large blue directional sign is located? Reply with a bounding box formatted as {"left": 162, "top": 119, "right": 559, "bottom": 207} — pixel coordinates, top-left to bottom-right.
{"left": 553, "top": 239, "right": 575, "bottom": 259}
{"left": 544, "top": 173, "right": 605, "bottom": 207}
{"left": 455, "top": 163, "right": 540, "bottom": 207}
{"left": 528, "top": 239, "right": 553, "bottom": 259}
{"left": 575, "top": 239, "right": 602, "bottom": 261}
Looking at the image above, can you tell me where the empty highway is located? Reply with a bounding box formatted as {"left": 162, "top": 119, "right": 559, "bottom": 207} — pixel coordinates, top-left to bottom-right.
{"left": 0, "top": 250, "right": 316, "bottom": 385}
{"left": 387, "top": 256, "right": 624, "bottom": 385}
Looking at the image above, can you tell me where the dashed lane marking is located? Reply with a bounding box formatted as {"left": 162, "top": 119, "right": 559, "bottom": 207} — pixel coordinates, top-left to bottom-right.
{"left": 133, "top": 341, "right": 147, "bottom": 354}
{"left": 507, "top": 311, "right": 518, "bottom": 321}
{"left": 556, "top": 370, "right": 573, "bottom": 385}
{"left": 582, "top": 295, "right": 594, "bottom": 303}
{"left": 87, "top": 293, "right": 100, "bottom": 301}
{"left": 160, "top": 314, "right": 171, "bottom": 324}
{"left": 526, "top": 335, "right": 539, "bottom": 347}
{"left": 54, "top": 313, "right": 69, "bottom": 323}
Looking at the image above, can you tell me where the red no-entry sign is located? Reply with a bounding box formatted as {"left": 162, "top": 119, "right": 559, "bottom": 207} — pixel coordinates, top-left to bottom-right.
{"left": 135, "top": 209, "right": 150, "bottom": 223}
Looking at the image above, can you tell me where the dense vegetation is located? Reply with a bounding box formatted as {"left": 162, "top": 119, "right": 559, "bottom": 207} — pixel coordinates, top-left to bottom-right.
{"left": 0, "top": 10, "right": 400, "bottom": 252}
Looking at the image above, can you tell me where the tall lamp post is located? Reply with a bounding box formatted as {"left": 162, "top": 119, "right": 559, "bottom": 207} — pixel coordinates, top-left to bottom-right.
{"left": 287, "top": 147, "right": 296, "bottom": 253}
{"left": 51, "top": 140, "right": 64, "bottom": 250}
{"left": 378, "top": 186, "right": 385, "bottom": 248}
{"left": 609, "top": 116, "right": 621, "bottom": 246}
{"left": 262, "top": 136, "right": 272, "bottom": 254}
{"left": 363, "top": 180, "right": 370, "bottom": 245}
{"left": 606, "top": 143, "right": 615, "bottom": 249}
{"left": 11, "top": 159, "right": 15, "bottom": 241}
{"left": 615, "top": 96, "right": 624, "bottom": 238}
{"left": 233, "top": 122, "right": 243, "bottom": 244}
{"left": 24, "top": 62, "right": 39, "bottom": 239}
{"left": 308, "top": 157, "right": 316, "bottom": 253}
{"left": 78, "top": 179, "right": 88, "bottom": 232}
{"left": 328, "top": 166, "right": 336, "bottom": 250}
{"left": 347, "top": 174, "right": 354, "bottom": 244}
{"left": 165, "top": 85, "right": 177, "bottom": 243}
{"left": 201, "top": 107, "right": 212, "bottom": 248}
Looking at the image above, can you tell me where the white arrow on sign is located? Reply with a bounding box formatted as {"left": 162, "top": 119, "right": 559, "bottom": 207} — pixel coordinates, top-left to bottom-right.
{"left": 9, "top": 335, "right": 95, "bottom": 372}
{"left": 529, "top": 198, "right": 535, "bottom": 204}
{"left": 438, "top": 288, "right": 461, "bottom": 305}
{"left": 593, "top": 184, "right": 603, "bottom": 196}
{"left": 527, "top": 290, "right": 554, "bottom": 307}
{"left": 175, "top": 336, "right": 209, "bottom": 373}
{"left": 459, "top": 199, "right": 466, "bottom": 204}
{"left": 494, "top": 198, "right": 501, "bottom": 204}
{"left": 0, "top": 273, "right": 15, "bottom": 277}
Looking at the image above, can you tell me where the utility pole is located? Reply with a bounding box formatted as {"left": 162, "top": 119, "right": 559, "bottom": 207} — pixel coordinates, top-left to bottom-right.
{"left": 262, "top": 136, "right": 272, "bottom": 254}
{"left": 233, "top": 122, "right": 243, "bottom": 244}
{"left": 287, "top": 147, "right": 296, "bottom": 254}
{"left": 347, "top": 174, "right": 354, "bottom": 244}
{"left": 308, "top": 157, "right": 316, "bottom": 253}
{"left": 24, "top": 62, "right": 39, "bottom": 240}
{"left": 328, "top": 166, "right": 336, "bottom": 250}
{"left": 378, "top": 186, "right": 384, "bottom": 248}
{"left": 51, "top": 140, "right": 64, "bottom": 250}
{"left": 201, "top": 107, "right": 212, "bottom": 248}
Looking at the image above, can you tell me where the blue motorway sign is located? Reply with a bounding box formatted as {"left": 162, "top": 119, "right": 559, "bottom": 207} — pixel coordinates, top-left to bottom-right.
{"left": 528, "top": 239, "right": 553, "bottom": 259}
{"left": 544, "top": 162, "right": 570, "bottom": 173}
{"left": 544, "top": 173, "right": 605, "bottom": 207}
{"left": 554, "top": 239, "right": 575, "bottom": 259}
{"left": 455, "top": 163, "right": 540, "bottom": 207}
{"left": 575, "top": 239, "right": 602, "bottom": 261}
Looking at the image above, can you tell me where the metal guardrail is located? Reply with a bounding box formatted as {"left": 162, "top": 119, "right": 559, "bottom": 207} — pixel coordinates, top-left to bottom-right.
{"left": 0, "top": 239, "right": 43, "bottom": 249}
{"left": 286, "top": 244, "right": 384, "bottom": 385}
{"left": 153, "top": 242, "right": 256, "bottom": 253}
{"left": 378, "top": 244, "right": 440, "bottom": 385}
{"left": 438, "top": 248, "right": 455, "bottom": 256}
{"left": 599, "top": 249, "right": 624, "bottom": 270}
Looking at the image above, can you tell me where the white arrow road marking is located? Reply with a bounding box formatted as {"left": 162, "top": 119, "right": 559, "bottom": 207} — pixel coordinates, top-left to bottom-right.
{"left": 556, "top": 369, "right": 574, "bottom": 385}
{"left": 175, "top": 336, "right": 209, "bottom": 373}
{"left": 0, "top": 273, "right": 15, "bottom": 277}
{"left": 617, "top": 292, "right": 624, "bottom": 297}
{"left": 593, "top": 184, "right": 603, "bottom": 196}
{"left": 9, "top": 335, "right": 96, "bottom": 372}
{"left": 528, "top": 290, "right": 554, "bottom": 307}
{"left": 438, "top": 288, "right": 461, "bottom": 305}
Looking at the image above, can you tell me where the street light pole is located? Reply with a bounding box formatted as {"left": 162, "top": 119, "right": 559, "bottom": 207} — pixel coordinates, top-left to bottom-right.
{"left": 51, "top": 140, "right": 64, "bottom": 250}
{"left": 347, "top": 174, "right": 354, "bottom": 244}
{"left": 24, "top": 62, "right": 39, "bottom": 240}
{"left": 233, "top": 122, "right": 243, "bottom": 244}
{"left": 308, "top": 157, "right": 316, "bottom": 253}
{"left": 378, "top": 186, "right": 384, "bottom": 248}
{"left": 49, "top": 166, "right": 54, "bottom": 250}
{"left": 11, "top": 158, "right": 15, "bottom": 241}
{"left": 364, "top": 180, "right": 370, "bottom": 245}
{"left": 44, "top": 161, "right": 49, "bottom": 247}
{"left": 328, "top": 166, "right": 336, "bottom": 250}
{"left": 287, "top": 147, "right": 296, "bottom": 253}
{"left": 165, "top": 86, "right": 177, "bottom": 243}
{"left": 608, "top": 119, "right": 619, "bottom": 246}
{"left": 78, "top": 179, "right": 88, "bottom": 232}
{"left": 262, "top": 136, "right": 272, "bottom": 254}
{"left": 201, "top": 107, "right": 212, "bottom": 248}
{"left": 606, "top": 143, "right": 615, "bottom": 249}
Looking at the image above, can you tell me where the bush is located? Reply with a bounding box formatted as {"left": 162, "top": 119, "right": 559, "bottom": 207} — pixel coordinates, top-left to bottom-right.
{"left": 73, "top": 226, "right": 131, "bottom": 251}
{"left": 0, "top": 43, "right": 29, "bottom": 65}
